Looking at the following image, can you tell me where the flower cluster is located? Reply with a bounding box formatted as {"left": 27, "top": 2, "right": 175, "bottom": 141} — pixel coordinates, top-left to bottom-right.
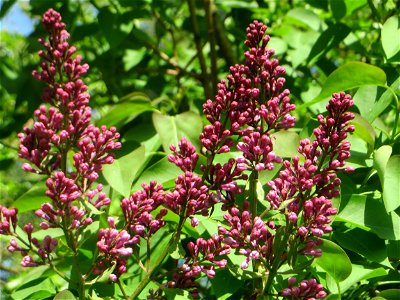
{"left": 0, "top": 206, "right": 18, "bottom": 235}
{"left": 166, "top": 139, "right": 214, "bottom": 224}
{"left": 281, "top": 277, "right": 327, "bottom": 299}
{"left": 121, "top": 181, "right": 167, "bottom": 240}
{"left": 266, "top": 92, "right": 354, "bottom": 257}
{"left": 3, "top": 8, "right": 120, "bottom": 272}
{"left": 95, "top": 218, "right": 134, "bottom": 281}
{"left": 200, "top": 20, "right": 296, "bottom": 211}
{"left": 218, "top": 202, "right": 275, "bottom": 269}
{"left": 168, "top": 234, "right": 230, "bottom": 292}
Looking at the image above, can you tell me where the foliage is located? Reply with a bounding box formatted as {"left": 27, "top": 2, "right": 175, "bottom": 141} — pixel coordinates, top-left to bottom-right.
{"left": 0, "top": 1, "right": 399, "bottom": 300}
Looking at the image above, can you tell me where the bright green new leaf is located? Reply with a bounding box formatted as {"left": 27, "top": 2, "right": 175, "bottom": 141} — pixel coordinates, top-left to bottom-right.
{"left": 383, "top": 155, "right": 400, "bottom": 212}
{"left": 350, "top": 113, "right": 376, "bottom": 151}
{"left": 314, "top": 239, "right": 352, "bottom": 282}
{"left": 353, "top": 77, "right": 399, "bottom": 123}
{"left": 102, "top": 146, "right": 146, "bottom": 197}
{"left": 271, "top": 130, "right": 300, "bottom": 158}
{"left": 123, "top": 48, "right": 146, "bottom": 71}
{"left": 13, "top": 181, "right": 47, "bottom": 213}
{"left": 11, "top": 277, "right": 56, "bottom": 300}
{"left": 298, "top": 62, "right": 387, "bottom": 109}
{"left": 382, "top": 16, "right": 400, "bottom": 60}
{"left": 53, "top": 290, "right": 76, "bottom": 300}
{"left": 373, "top": 145, "right": 392, "bottom": 191}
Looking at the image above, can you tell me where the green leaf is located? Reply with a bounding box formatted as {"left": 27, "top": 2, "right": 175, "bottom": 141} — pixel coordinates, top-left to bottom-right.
{"left": 307, "top": 23, "right": 351, "bottom": 65}
{"left": 286, "top": 7, "right": 321, "bottom": 31}
{"left": 152, "top": 111, "right": 203, "bottom": 153}
{"left": 374, "top": 145, "right": 392, "bottom": 187}
{"left": 132, "top": 156, "right": 181, "bottom": 190}
{"left": 382, "top": 16, "right": 400, "bottom": 60}
{"left": 96, "top": 93, "right": 154, "bottom": 128}
{"left": 86, "top": 262, "right": 116, "bottom": 284}
{"left": 334, "top": 228, "right": 392, "bottom": 268}
{"left": 298, "top": 62, "right": 387, "bottom": 109}
{"left": 11, "top": 277, "right": 56, "bottom": 300}
{"left": 350, "top": 113, "right": 376, "bottom": 151}
{"left": 314, "top": 239, "right": 352, "bottom": 282}
{"left": 169, "top": 240, "right": 186, "bottom": 260}
{"left": 53, "top": 290, "right": 76, "bottom": 300}
{"left": 383, "top": 155, "right": 400, "bottom": 212}
{"left": 123, "top": 48, "right": 146, "bottom": 71}
{"left": 337, "top": 195, "right": 400, "bottom": 240}
{"left": 13, "top": 181, "right": 47, "bottom": 213}
{"left": 326, "top": 264, "right": 387, "bottom": 293}
{"left": 271, "top": 131, "right": 300, "bottom": 158}
{"left": 163, "top": 288, "right": 192, "bottom": 300}
{"left": 102, "top": 146, "right": 146, "bottom": 197}
{"left": 378, "top": 289, "right": 400, "bottom": 300}
{"left": 98, "top": 8, "right": 133, "bottom": 48}
{"left": 353, "top": 77, "right": 400, "bottom": 123}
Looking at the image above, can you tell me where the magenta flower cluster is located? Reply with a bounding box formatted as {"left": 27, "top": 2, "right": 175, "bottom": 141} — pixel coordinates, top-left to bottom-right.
{"left": 1, "top": 10, "right": 356, "bottom": 299}
{"left": 3, "top": 8, "right": 120, "bottom": 271}
{"left": 281, "top": 277, "right": 327, "bottom": 299}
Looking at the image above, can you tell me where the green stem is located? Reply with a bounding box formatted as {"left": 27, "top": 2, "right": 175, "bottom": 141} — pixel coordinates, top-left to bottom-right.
{"left": 118, "top": 280, "right": 129, "bottom": 299}
{"left": 264, "top": 225, "right": 291, "bottom": 294}
{"left": 390, "top": 91, "right": 399, "bottom": 141}
{"left": 249, "top": 171, "right": 259, "bottom": 219}
{"left": 128, "top": 216, "right": 186, "bottom": 300}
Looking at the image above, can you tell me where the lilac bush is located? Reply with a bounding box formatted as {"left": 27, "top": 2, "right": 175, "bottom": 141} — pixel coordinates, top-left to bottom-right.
{"left": 0, "top": 9, "right": 356, "bottom": 300}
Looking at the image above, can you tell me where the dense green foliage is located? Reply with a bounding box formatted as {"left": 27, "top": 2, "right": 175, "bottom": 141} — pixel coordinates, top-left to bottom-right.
{"left": 1, "top": 0, "right": 399, "bottom": 299}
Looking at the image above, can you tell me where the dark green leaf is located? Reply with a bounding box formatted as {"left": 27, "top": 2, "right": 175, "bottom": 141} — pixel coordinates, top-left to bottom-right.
{"left": 96, "top": 93, "right": 154, "bottom": 128}
{"left": 334, "top": 228, "right": 391, "bottom": 267}
{"left": 307, "top": 23, "right": 351, "bottom": 64}
{"left": 378, "top": 289, "right": 400, "bottom": 300}
{"left": 98, "top": 8, "right": 133, "bottom": 48}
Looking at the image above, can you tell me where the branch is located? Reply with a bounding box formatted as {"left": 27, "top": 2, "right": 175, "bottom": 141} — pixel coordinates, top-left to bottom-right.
{"left": 187, "top": 0, "right": 212, "bottom": 99}
{"left": 203, "top": 0, "right": 218, "bottom": 94}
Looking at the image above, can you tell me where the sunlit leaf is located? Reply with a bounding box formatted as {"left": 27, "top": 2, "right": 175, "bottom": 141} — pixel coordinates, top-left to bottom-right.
{"left": 383, "top": 155, "right": 400, "bottom": 212}
{"left": 271, "top": 130, "right": 300, "bottom": 158}
{"left": 298, "top": 62, "right": 387, "bottom": 109}
{"left": 382, "top": 16, "right": 400, "bottom": 60}
{"left": 314, "top": 239, "right": 352, "bottom": 282}
{"left": 53, "top": 290, "right": 76, "bottom": 300}
{"left": 13, "top": 181, "right": 47, "bottom": 213}
{"left": 102, "top": 146, "right": 146, "bottom": 197}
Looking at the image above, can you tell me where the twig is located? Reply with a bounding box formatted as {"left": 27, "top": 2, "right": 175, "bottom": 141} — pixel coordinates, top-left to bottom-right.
{"left": 203, "top": 0, "right": 218, "bottom": 94}
{"left": 187, "top": 0, "right": 212, "bottom": 99}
